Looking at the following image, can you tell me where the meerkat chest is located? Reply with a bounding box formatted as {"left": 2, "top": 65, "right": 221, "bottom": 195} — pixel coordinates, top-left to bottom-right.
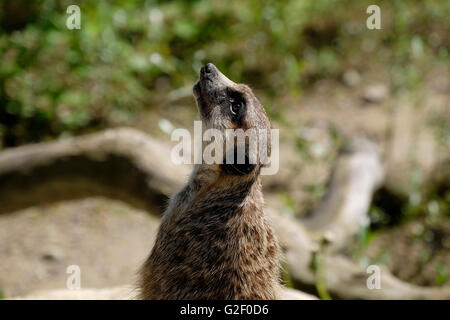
{"left": 158, "top": 209, "right": 280, "bottom": 299}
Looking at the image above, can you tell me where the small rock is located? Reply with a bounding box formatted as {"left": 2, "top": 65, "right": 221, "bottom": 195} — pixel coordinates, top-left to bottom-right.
{"left": 342, "top": 69, "right": 361, "bottom": 87}
{"left": 40, "top": 246, "right": 64, "bottom": 262}
{"left": 296, "top": 121, "right": 332, "bottom": 159}
{"left": 362, "top": 84, "right": 388, "bottom": 103}
{"left": 158, "top": 118, "right": 175, "bottom": 135}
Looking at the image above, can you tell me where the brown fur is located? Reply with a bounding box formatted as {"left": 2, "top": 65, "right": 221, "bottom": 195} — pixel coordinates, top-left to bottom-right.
{"left": 139, "top": 63, "right": 281, "bottom": 299}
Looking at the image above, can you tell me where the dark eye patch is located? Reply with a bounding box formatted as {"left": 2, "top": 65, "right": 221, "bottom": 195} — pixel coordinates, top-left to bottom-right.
{"left": 226, "top": 89, "right": 246, "bottom": 125}
{"left": 227, "top": 89, "right": 244, "bottom": 103}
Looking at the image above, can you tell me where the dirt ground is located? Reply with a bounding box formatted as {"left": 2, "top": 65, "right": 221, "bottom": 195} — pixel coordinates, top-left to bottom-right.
{"left": 0, "top": 197, "right": 159, "bottom": 298}
{"left": 362, "top": 218, "right": 450, "bottom": 286}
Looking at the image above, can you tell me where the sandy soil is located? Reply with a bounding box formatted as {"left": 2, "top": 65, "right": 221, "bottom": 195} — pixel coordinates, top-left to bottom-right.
{"left": 0, "top": 197, "right": 160, "bottom": 298}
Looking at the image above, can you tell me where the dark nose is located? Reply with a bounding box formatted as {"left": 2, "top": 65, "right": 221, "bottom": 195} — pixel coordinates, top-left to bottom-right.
{"left": 201, "top": 63, "right": 217, "bottom": 76}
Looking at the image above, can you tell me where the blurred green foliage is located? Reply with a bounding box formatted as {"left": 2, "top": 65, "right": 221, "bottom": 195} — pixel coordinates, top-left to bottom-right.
{"left": 436, "top": 262, "right": 450, "bottom": 286}
{"left": 0, "top": 0, "right": 449, "bottom": 146}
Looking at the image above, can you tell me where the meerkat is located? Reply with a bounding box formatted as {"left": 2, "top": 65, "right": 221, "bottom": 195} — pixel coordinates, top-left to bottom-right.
{"left": 138, "top": 63, "right": 281, "bottom": 299}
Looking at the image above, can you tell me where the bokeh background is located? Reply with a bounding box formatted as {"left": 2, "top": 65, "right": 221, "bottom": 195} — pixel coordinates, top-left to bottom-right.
{"left": 0, "top": 0, "right": 449, "bottom": 298}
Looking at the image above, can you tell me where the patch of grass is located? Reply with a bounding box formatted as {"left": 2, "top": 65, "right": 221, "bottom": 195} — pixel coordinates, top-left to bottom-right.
{"left": 281, "top": 260, "right": 294, "bottom": 289}
{"left": 1, "top": 0, "right": 448, "bottom": 147}
{"left": 304, "top": 184, "right": 325, "bottom": 204}
{"left": 435, "top": 262, "right": 450, "bottom": 286}
{"left": 277, "top": 190, "right": 295, "bottom": 216}
{"left": 310, "top": 250, "right": 332, "bottom": 300}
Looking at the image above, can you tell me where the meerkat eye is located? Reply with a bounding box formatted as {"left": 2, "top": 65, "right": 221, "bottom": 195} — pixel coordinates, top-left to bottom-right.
{"left": 230, "top": 101, "right": 241, "bottom": 115}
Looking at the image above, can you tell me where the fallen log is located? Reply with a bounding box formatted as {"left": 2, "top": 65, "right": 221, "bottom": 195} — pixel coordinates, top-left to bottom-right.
{"left": 302, "top": 137, "right": 385, "bottom": 251}
{"left": 0, "top": 128, "right": 184, "bottom": 215}
{"left": 269, "top": 207, "right": 450, "bottom": 299}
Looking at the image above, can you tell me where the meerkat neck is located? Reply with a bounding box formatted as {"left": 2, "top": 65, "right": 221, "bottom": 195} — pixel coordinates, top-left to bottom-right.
{"left": 188, "top": 164, "right": 263, "bottom": 213}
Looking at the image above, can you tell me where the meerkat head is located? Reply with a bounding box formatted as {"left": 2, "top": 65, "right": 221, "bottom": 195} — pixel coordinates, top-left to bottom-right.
{"left": 193, "top": 63, "right": 271, "bottom": 176}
